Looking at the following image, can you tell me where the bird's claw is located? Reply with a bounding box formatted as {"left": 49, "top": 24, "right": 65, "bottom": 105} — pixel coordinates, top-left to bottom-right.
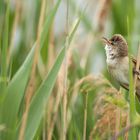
{"left": 133, "top": 69, "right": 140, "bottom": 75}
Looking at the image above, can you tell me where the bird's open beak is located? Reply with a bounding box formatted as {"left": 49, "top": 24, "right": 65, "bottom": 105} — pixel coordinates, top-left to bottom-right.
{"left": 101, "top": 37, "right": 111, "bottom": 46}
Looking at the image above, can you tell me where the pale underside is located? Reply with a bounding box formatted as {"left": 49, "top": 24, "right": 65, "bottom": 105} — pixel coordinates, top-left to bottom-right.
{"left": 105, "top": 44, "right": 140, "bottom": 97}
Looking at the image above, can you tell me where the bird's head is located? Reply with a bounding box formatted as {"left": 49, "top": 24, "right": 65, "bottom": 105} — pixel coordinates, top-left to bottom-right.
{"left": 102, "top": 34, "right": 128, "bottom": 59}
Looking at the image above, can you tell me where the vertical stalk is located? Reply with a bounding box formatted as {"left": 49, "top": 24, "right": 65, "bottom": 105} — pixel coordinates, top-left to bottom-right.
{"left": 127, "top": 17, "right": 136, "bottom": 140}
{"left": 83, "top": 92, "right": 88, "bottom": 140}
{"left": 47, "top": 0, "right": 55, "bottom": 70}
{"left": 62, "top": 0, "right": 69, "bottom": 140}
{"left": 0, "top": 0, "right": 9, "bottom": 94}
{"left": 62, "top": 38, "right": 68, "bottom": 140}
{"left": 19, "top": 0, "right": 46, "bottom": 139}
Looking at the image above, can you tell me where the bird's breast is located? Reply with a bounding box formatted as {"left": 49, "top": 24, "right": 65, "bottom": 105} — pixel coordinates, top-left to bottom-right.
{"left": 107, "top": 57, "right": 129, "bottom": 85}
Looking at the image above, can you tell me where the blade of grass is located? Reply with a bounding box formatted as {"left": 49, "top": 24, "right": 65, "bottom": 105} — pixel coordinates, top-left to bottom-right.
{"left": 0, "top": 45, "right": 35, "bottom": 140}
{"left": 70, "top": 0, "right": 93, "bottom": 33}
{"left": 24, "top": 18, "right": 80, "bottom": 140}
{"left": 69, "top": 18, "right": 80, "bottom": 44}
{"left": 19, "top": 0, "right": 47, "bottom": 139}
{"left": 25, "top": 46, "right": 65, "bottom": 140}
{"left": 40, "top": 0, "right": 61, "bottom": 48}
{"left": 0, "top": 0, "right": 62, "bottom": 139}
{"left": 47, "top": 17, "right": 80, "bottom": 140}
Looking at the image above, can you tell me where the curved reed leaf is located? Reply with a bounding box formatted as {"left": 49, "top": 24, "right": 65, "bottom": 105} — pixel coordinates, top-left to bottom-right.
{"left": 24, "top": 18, "right": 80, "bottom": 140}
{"left": 0, "top": 0, "right": 61, "bottom": 139}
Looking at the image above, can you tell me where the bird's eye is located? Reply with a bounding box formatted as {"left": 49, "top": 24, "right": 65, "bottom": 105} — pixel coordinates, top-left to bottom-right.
{"left": 111, "top": 42, "right": 114, "bottom": 45}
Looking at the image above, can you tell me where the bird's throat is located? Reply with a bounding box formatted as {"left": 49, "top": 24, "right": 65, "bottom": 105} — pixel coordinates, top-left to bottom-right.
{"left": 105, "top": 44, "right": 115, "bottom": 60}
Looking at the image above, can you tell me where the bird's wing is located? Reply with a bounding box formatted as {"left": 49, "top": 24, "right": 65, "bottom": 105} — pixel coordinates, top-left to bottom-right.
{"left": 119, "top": 82, "right": 129, "bottom": 90}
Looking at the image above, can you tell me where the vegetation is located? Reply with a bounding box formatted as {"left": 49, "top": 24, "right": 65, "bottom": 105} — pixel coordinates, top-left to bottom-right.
{"left": 0, "top": 0, "right": 140, "bottom": 140}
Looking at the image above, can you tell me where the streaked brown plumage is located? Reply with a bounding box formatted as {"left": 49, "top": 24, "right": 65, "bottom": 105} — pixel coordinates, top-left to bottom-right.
{"left": 102, "top": 34, "right": 140, "bottom": 100}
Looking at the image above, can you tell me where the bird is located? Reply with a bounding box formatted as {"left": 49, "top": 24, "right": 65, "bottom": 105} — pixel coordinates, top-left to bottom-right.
{"left": 102, "top": 34, "right": 140, "bottom": 100}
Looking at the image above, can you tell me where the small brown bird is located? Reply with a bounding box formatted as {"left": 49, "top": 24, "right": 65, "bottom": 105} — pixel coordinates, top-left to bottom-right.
{"left": 102, "top": 34, "right": 140, "bottom": 100}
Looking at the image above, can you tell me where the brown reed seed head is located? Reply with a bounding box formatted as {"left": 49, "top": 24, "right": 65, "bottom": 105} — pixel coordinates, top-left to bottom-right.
{"left": 91, "top": 87, "right": 128, "bottom": 140}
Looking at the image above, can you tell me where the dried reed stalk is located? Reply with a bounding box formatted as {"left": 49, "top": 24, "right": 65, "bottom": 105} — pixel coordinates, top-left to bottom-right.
{"left": 62, "top": 0, "right": 69, "bottom": 139}
{"left": 47, "top": 0, "right": 55, "bottom": 70}
{"left": 46, "top": 39, "right": 73, "bottom": 139}
{"left": 47, "top": 43, "right": 73, "bottom": 140}
{"left": 45, "top": 0, "right": 55, "bottom": 138}
{"left": 46, "top": 35, "right": 55, "bottom": 140}
{"left": 62, "top": 49, "right": 68, "bottom": 140}
{"left": 96, "top": 0, "right": 111, "bottom": 32}
{"left": 18, "top": 0, "right": 46, "bottom": 139}
{"left": 47, "top": 67, "right": 64, "bottom": 140}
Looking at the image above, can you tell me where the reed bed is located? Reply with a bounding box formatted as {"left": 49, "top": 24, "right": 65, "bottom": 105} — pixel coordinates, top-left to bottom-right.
{"left": 0, "top": 0, "right": 140, "bottom": 140}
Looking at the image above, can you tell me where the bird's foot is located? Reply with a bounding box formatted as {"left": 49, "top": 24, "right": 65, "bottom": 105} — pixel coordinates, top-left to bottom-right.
{"left": 133, "top": 69, "right": 140, "bottom": 75}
